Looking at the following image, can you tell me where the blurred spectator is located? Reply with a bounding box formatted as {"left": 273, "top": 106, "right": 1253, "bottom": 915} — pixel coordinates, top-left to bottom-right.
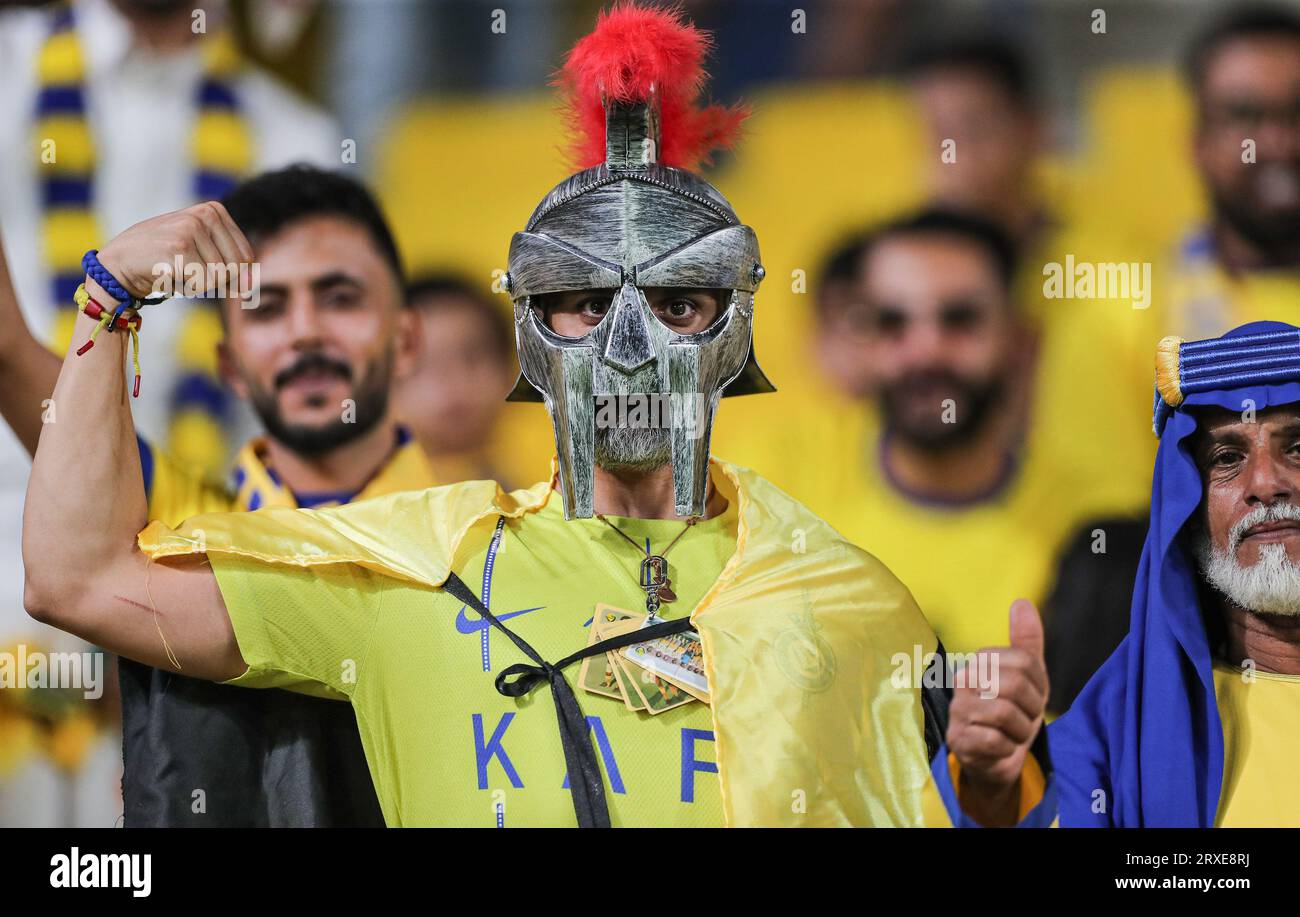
{"left": 395, "top": 274, "right": 523, "bottom": 489}
{"left": 1162, "top": 3, "right": 1300, "bottom": 338}
{"left": 906, "top": 35, "right": 1047, "bottom": 247}
{"left": 810, "top": 232, "right": 875, "bottom": 399}
{"left": 906, "top": 32, "right": 1157, "bottom": 517}
{"left": 749, "top": 209, "right": 1143, "bottom": 656}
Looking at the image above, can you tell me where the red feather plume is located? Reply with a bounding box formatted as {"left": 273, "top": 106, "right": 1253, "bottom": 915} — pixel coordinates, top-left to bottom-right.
{"left": 558, "top": 3, "right": 748, "bottom": 171}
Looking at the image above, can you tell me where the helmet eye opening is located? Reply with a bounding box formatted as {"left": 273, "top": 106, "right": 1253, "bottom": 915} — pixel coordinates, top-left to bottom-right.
{"left": 650, "top": 288, "right": 735, "bottom": 339}
{"left": 530, "top": 289, "right": 620, "bottom": 341}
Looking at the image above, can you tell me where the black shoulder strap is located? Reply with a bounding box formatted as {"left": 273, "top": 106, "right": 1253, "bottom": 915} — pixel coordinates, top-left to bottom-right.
{"left": 440, "top": 571, "right": 693, "bottom": 828}
{"left": 921, "top": 640, "right": 952, "bottom": 763}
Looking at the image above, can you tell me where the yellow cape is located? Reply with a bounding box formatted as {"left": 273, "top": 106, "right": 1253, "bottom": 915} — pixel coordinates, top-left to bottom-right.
{"left": 139, "top": 458, "right": 938, "bottom": 826}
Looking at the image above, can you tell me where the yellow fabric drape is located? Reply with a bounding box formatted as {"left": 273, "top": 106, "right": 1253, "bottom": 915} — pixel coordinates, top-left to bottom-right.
{"left": 139, "top": 458, "right": 939, "bottom": 826}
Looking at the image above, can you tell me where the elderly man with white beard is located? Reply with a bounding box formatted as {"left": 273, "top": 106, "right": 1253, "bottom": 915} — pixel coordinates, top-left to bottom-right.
{"left": 928, "top": 321, "right": 1300, "bottom": 827}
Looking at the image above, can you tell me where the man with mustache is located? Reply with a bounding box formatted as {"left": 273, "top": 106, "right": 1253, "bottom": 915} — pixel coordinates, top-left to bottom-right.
{"left": 937, "top": 322, "right": 1300, "bottom": 827}
{"left": 754, "top": 209, "right": 1141, "bottom": 659}
{"left": 0, "top": 164, "right": 435, "bottom": 826}
{"left": 21, "top": 4, "right": 946, "bottom": 827}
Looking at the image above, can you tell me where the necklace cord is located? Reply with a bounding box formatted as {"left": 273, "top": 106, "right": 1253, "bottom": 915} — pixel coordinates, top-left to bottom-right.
{"left": 596, "top": 514, "right": 698, "bottom": 556}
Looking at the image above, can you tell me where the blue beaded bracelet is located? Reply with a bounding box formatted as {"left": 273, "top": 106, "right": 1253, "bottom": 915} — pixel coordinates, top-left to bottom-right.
{"left": 81, "top": 249, "right": 134, "bottom": 305}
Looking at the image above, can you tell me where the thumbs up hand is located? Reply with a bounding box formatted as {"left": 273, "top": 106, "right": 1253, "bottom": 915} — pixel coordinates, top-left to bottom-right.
{"left": 945, "top": 599, "right": 1049, "bottom": 826}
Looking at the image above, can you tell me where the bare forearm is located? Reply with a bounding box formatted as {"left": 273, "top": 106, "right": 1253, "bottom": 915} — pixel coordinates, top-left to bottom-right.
{"left": 0, "top": 235, "right": 61, "bottom": 456}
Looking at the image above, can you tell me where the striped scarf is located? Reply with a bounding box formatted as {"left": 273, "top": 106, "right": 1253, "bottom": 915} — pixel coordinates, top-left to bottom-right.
{"left": 34, "top": 3, "right": 250, "bottom": 476}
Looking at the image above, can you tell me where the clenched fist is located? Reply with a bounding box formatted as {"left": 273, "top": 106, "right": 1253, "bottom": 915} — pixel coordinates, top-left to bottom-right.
{"left": 89, "top": 201, "right": 255, "bottom": 304}
{"left": 946, "top": 598, "right": 1049, "bottom": 826}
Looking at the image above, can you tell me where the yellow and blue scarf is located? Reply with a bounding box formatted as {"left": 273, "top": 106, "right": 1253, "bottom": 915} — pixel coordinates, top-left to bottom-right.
{"left": 228, "top": 427, "right": 438, "bottom": 511}
{"left": 35, "top": 3, "right": 251, "bottom": 476}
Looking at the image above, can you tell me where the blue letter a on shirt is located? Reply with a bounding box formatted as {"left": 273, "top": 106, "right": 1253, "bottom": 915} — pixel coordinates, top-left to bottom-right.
{"left": 561, "top": 716, "right": 625, "bottom": 794}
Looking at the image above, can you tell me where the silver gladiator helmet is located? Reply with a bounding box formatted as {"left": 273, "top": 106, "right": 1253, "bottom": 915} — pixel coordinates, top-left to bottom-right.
{"left": 503, "top": 30, "right": 774, "bottom": 520}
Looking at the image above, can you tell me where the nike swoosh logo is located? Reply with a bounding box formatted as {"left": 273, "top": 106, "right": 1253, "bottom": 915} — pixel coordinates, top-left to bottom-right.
{"left": 455, "top": 605, "right": 545, "bottom": 634}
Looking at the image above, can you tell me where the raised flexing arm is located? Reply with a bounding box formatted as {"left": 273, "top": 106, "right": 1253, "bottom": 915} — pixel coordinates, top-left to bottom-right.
{"left": 23, "top": 202, "right": 251, "bottom": 682}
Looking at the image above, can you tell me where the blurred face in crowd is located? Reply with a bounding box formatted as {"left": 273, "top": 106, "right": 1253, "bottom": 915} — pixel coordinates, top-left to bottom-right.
{"left": 856, "top": 233, "right": 1015, "bottom": 452}
{"left": 814, "top": 271, "right": 877, "bottom": 398}
{"left": 219, "top": 215, "right": 418, "bottom": 456}
{"left": 396, "top": 290, "right": 514, "bottom": 456}
{"left": 1195, "top": 35, "right": 1300, "bottom": 255}
{"left": 539, "top": 287, "right": 726, "bottom": 471}
{"left": 913, "top": 68, "right": 1039, "bottom": 214}
{"left": 1194, "top": 405, "right": 1300, "bottom": 615}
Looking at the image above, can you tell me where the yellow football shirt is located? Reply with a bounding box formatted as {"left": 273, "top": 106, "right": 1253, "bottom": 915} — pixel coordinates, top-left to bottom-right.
{"left": 1214, "top": 662, "right": 1300, "bottom": 828}
{"left": 1158, "top": 231, "right": 1300, "bottom": 341}
{"left": 209, "top": 491, "right": 737, "bottom": 827}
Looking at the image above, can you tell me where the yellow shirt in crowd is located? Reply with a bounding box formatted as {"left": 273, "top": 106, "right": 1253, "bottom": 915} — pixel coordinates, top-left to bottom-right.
{"left": 1213, "top": 662, "right": 1300, "bottom": 828}
{"left": 1160, "top": 230, "right": 1300, "bottom": 342}
{"left": 1035, "top": 226, "right": 1300, "bottom": 504}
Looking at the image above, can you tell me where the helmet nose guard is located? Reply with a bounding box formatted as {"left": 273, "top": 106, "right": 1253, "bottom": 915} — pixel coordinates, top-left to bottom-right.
{"left": 602, "top": 281, "right": 657, "bottom": 373}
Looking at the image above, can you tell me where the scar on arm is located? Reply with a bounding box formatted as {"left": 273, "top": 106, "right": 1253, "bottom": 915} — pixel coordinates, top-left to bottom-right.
{"left": 112, "top": 594, "right": 154, "bottom": 614}
{"left": 113, "top": 556, "right": 182, "bottom": 670}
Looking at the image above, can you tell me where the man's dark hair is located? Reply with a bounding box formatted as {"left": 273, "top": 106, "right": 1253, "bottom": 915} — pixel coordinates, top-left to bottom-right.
{"left": 904, "top": 35, "right": 1035, "bottom": 111}
{"left": 812, "top": 232, "right": 869, "bottom": 318}
{"left": 1185, "top": 3, "right": 1300, "bottom": 91}
{"left": 221, "top": 164, "right": 405, "bottom": 284}
{"left": 862, "top": 208, "right": 1020, "bottom": 292}
{"left": 406, "top": 272, "right": 513, "bottom": 360}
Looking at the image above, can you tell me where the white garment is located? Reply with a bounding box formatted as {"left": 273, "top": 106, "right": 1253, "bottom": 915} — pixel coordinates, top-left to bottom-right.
{"left": 0, "top": 0, "right": 340, "bottom": 827}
